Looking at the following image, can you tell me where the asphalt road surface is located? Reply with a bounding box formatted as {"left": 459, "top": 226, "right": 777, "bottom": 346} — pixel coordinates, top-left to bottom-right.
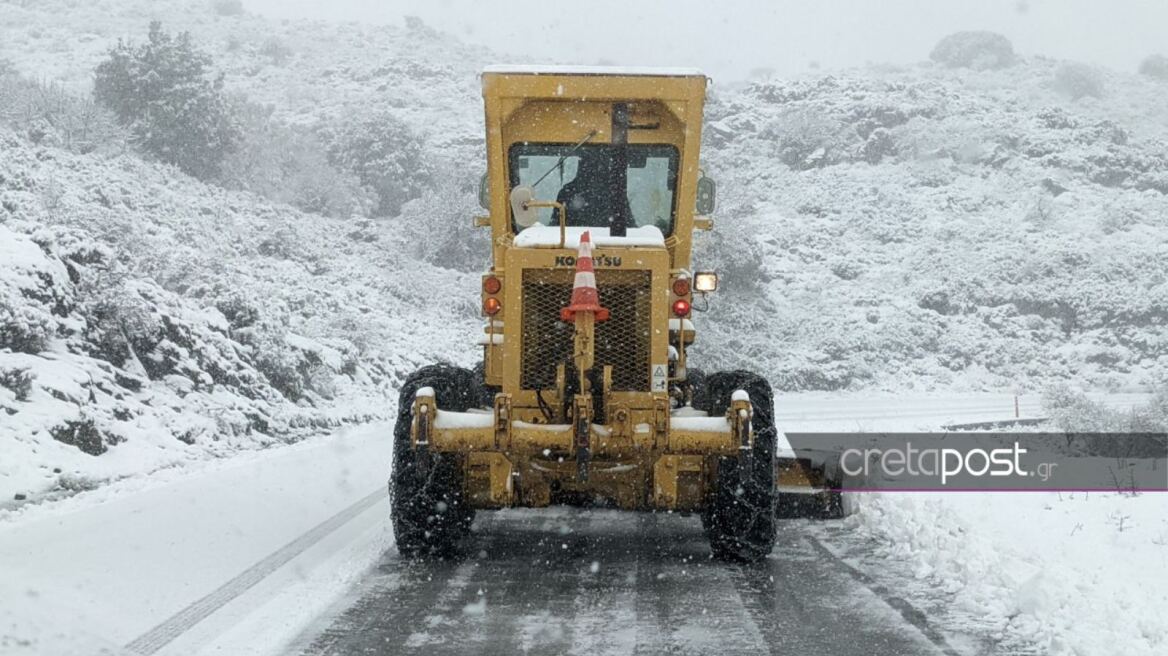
{"left": 298, "top": 508, "right": 955, "bottom": 656}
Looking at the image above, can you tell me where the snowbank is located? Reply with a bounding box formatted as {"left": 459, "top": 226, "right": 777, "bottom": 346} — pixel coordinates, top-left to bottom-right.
{"left": 848, "top": 492, "right": 1168, "bottom": 655}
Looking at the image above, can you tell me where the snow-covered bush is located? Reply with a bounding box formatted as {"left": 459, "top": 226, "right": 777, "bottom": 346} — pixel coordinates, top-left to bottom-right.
{"left": 1053, "top": 62, "right": 1105, "bottom": 100}
{"left": 1044, "top": 385, "right": 1168, "bottom": 457}
{"left": 0, "top": 292, "right": 55, "bottom": 354}
{"left": 0, "top": 75, "right": 127, "bottom": 154}
{"left": 930, "top": 31, "right": 1015, "bottom": 70}
{"left": 324, "top": 110, "right": 434, "bottom": 216}
{"left": 395, "top": 174, "right": 487, "bottom": 271}
{"left": 220, "top": 99, "right": 372, "bottom": 217}
{"left": 0, "top": 225, "right": 74, "bottom": 354}
{"left": 80, "top": 276, "right": 159, "bottom": 368}
{"left": 1137, "top": 54, "right": 1168, "bottom": 82}
{"left": 210, "top": 0, "right": 243, "bottom": 17}
{"left": 259, "top": 37, "right": 292, "bottom": 65}
{"left": 0, "top": 364, "right": 34, "bottom": 401}
{"left": 768, "top": 107, "right": 848, "bottom": 170}
{"left": 93, "top": 21, "right": 239, "bottom": 179}
{"left": 254, "top": 348, "right": 304, "bottom": 400}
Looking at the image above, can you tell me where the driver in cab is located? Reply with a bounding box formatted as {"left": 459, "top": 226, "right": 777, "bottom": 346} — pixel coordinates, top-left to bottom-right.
{"left": 555, "top": 150, "right": 632, "bottom": 229}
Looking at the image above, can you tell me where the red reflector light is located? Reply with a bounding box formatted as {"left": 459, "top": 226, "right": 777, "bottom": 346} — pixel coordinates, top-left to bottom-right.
{"left": 672, "top": 299, "right": 691, "bottom": 317}
{"left": 672, "top": 278, "right": 690, "bottom": 296}
{"left": 483, "top": 297, "right": 502, "bottom": 315}
{"left": 483, "top": 276, "right": 501, "bottom": 295}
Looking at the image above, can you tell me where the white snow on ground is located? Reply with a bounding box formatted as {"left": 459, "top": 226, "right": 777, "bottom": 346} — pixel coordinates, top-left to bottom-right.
{"left": 1, "top": 394, "right": 1159, "bottom": 656}
{"left": 846, "top": 492, "right": 1168, "bottom": 656}
{"left": 0, "top": 422, "right": 393, "bottom": 656}
{"left": 785, "top": 393, "right": 1168, "bottom": 656}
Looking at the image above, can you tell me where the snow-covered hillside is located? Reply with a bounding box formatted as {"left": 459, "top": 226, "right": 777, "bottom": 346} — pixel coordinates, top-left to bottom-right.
{"left": 4, "top": 0, "right": 1166, "bottom": 394}
{"left": 0, "top": 122, "right": 478, "bottom": 506}
{"left": 700, "top": 65, "right": 1168, "bottom": 391}
{"left": 0, "top": 1, "right": 496, "bottom": 507}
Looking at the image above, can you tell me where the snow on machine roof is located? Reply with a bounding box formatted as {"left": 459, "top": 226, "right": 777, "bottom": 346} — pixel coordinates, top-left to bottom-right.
{"left": 482, "top": 65, "right": 705, "bottom": 78}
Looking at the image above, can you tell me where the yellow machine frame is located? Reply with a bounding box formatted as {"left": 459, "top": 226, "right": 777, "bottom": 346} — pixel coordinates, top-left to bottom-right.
{"left": 412, "top": 67, "right": 751, "bottom": 512}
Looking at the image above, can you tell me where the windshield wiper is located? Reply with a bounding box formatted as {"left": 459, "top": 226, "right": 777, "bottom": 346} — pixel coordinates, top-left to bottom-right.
{"left": 530, "top": 130, "right": 599, "bottom": 188}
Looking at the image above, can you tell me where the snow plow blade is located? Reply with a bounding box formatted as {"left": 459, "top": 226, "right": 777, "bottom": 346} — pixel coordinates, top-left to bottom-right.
{"left": 774, "top": 448, "right": 859, "bottom": 519}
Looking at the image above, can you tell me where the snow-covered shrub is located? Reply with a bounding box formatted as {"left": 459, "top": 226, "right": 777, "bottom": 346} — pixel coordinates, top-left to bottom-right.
{"left": 0, "top": 226, "right": 75, "bottom": 354}
{"left": 768, "top": 107, "right": 847, "bottom": 170}
{"left": 396, "top": 175, "right": 487, "bottom": 271}
{"left": 1137, "top": 54, "right": 1168, "bottom": 82}
{"left": 254, "top": 348, "right": 303, "bottom": 400}
{"left": 214, "top": 294, "right": 261, "bottom": 331}
{"left": 1044, "top": 385, "right": 1168, "bottom": 457}
{"left": 211, "top": 0, "right": 244, "bottom": 17}
{"left": 696, "top": 230, "right": 769, "bottom": 293}
{"left": 93, "top": 22, "right": 239, "bottom": 180}
{"left": 221, "top": 99, "right": 372, "bottom": 217}
{"left": 324, "top": 110, "right": 434, "bottom": 216}
{"left": 0, "top": 365, "right": 34, "bottom": 401}
{"left": 1053, "top": 63, "right": 1104, "bottom": 100}
{"left": 861, "top": 127, "right": 896, "bottom": 163}
{"left": 0, "top": 292, "right": 55, "bottom": 354}
{"left": 930, "top": 31, "right": 1015, "bottom": 70}
{"left": 0, "top": 75, "right": 127, "bottom": 154}
{"left": 80, "top": 276, "right": 159, "bottom": 368}
{"left": 49, "top": 415, "right": 121, "bottom": 456}
{"left": 259, "top": 37, "right": 292, "bottom": 65}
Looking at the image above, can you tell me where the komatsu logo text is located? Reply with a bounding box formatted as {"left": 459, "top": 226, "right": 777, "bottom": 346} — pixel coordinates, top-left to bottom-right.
{"left": 555, "top": 254, "right": 622, "bottom": 268}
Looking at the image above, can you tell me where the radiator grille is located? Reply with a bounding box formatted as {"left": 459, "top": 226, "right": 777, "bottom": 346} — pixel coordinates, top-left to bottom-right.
{"left": 520, "top": 269, "right": 652, "bottom": 391}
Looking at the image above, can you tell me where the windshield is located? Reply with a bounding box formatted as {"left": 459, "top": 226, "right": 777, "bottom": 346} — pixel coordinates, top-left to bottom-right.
{"left": 508, "top": 143, "right": 679, "bottom": 235}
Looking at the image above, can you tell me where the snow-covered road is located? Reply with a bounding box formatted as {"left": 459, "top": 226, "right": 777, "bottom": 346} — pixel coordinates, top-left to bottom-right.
{"left": 297, "top": 508, "right": 950, "bottom": 656}
{"left": 0, "top": 393, "right": 1157, "bottom": 655}
{"left": 0, "top": 423, "right": 395, "bottom": 656}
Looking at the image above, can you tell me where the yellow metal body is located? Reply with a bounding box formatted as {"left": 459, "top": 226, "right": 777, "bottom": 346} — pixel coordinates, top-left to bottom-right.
{"left": 416, "top": 68, "right": 749, "bottom": 511}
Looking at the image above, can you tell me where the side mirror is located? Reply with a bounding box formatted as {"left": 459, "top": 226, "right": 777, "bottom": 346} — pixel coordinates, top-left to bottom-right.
{"left": 696, "top": 176, "right": 716, "bottom": 215}
{"left": 510, "top": 186, "right": 540, "bottom": 228}
{"left": 478, "top": 172, "right": 490, "bottom": 210}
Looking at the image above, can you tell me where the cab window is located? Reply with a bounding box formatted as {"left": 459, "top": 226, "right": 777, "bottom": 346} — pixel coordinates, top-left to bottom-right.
{"left": 508, "top": 143, "right": 679, "bottom": 235}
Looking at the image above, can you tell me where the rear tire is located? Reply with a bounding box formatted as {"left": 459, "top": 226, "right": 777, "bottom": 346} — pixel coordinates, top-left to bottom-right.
{"left": 700, "top": 371, "right": 778, "bottom": 563}
{"left": 471, "top": 360, "right": 499, "bottom": 409}
{"left": 390, "top": 364, "right": 480, "bottom": 558}
{"left": 686, "top": 367, "right": 708, "bottom": 410}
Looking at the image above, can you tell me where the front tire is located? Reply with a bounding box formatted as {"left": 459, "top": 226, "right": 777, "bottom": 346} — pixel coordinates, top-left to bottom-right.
{"left": 390, "top": 364, "right": 480, "bottom": 558}
{"left": 700, "top": 371, "right": 778, "bottom": 562}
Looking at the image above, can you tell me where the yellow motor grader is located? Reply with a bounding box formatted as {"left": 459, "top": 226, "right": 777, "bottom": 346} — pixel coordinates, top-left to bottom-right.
{"left": 390, "top": 66, "right": 836, "bottom": 562}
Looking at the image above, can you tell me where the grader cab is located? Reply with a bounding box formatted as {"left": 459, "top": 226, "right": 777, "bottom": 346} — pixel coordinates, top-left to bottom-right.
{"left": 391, "top": 66, "right": 799, "bottom": 562}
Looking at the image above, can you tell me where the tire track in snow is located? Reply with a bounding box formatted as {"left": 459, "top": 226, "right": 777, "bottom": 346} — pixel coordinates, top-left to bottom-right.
{"left": 804, "top": 533, "right": 963, "bottom": 656}
{"left": 124, "top": 487, "right": 386, "bottom": 655}
{"left": 633, "top": 511, "right": 769, "bottom": 655}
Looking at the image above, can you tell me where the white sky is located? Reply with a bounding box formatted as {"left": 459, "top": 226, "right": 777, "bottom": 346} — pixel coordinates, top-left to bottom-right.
{"left": 244, "top": 0, "right": 1168, "bottom": 83}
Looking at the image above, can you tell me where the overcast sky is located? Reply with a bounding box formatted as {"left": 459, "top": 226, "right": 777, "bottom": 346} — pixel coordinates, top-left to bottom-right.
{"left": 245, "top": 0, "right": 1168, "bottom": 82}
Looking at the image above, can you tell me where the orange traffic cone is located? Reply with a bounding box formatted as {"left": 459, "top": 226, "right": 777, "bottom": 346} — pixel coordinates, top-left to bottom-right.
{"left": 561, "top": 231, "right": 610, "bottom": 322}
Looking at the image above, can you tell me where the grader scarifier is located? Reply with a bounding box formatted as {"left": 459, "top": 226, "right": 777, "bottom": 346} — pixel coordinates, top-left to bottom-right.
{"left": 391, "top": 67, "right": 838, "bottom": 562}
